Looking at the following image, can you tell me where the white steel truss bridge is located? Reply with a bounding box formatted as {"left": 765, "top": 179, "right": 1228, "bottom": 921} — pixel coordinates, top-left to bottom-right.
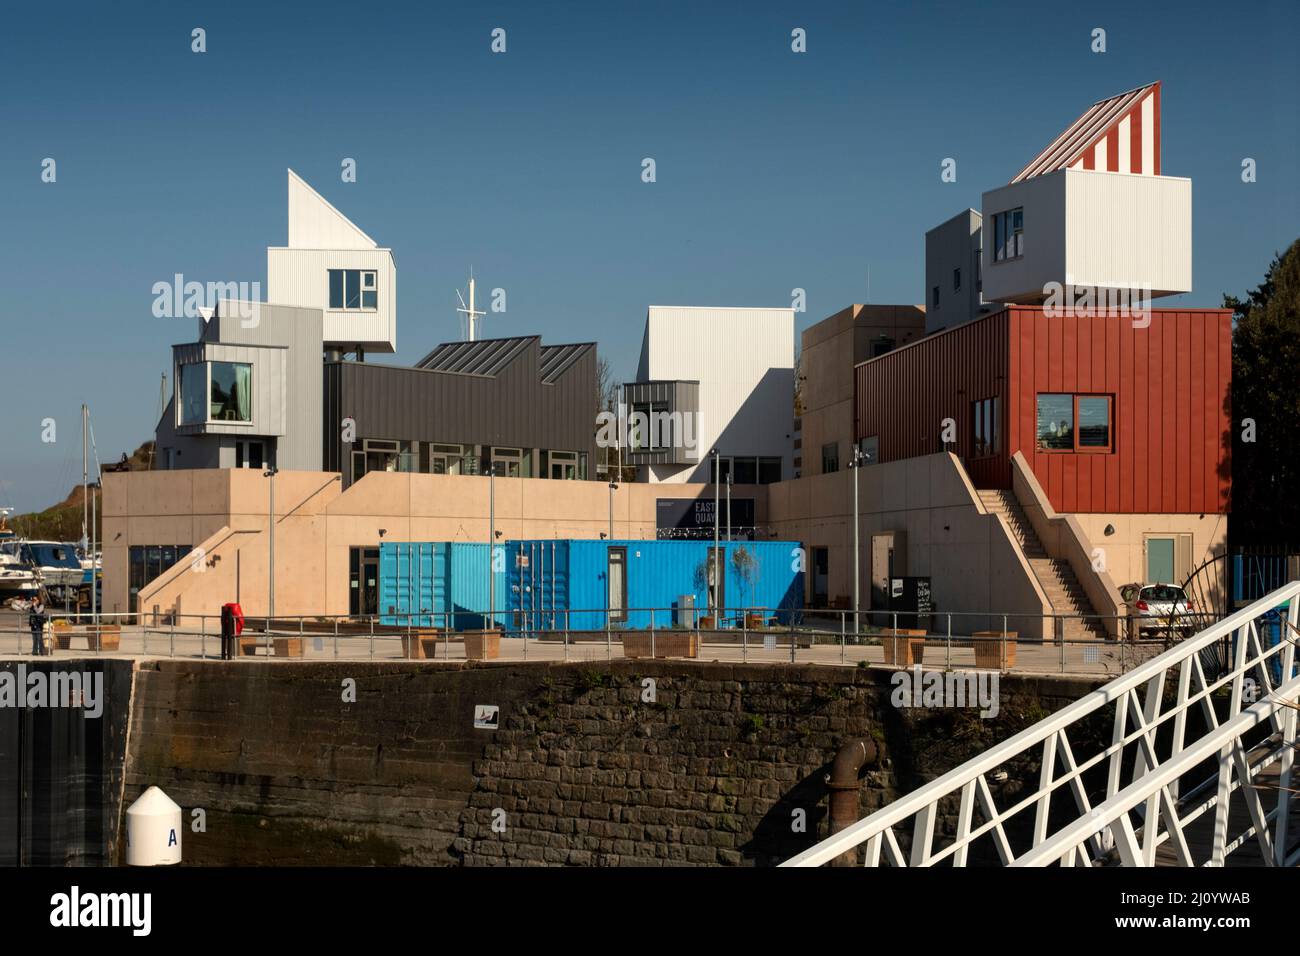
{"left": 783, "top": 582, "right": 1300, "bottom": 867}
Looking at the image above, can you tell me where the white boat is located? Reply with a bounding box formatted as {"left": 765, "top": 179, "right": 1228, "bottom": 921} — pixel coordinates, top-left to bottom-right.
{"left": 0, "top": 510, "right": 39, "bottom": 599}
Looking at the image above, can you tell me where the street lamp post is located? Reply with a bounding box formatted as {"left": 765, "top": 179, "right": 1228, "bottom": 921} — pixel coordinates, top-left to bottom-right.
{"left": 848, "top": 447, "right": 868, "bottom": 636}
{"left": 608, "top": 481, "right": 618, "bottom": 541}
{"left": 712, "top": 449, "right": 720, "bottom": 618}
{"left": 726, "top": 472, "right": 732, "bottom": 542}
{"left": 264, "top": 465, "right": 279, "bottom": 622}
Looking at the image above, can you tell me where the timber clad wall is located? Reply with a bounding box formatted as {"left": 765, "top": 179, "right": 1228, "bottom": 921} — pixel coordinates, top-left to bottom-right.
{"left": 856, "top": 306, "right": 1232, "bottom": 515}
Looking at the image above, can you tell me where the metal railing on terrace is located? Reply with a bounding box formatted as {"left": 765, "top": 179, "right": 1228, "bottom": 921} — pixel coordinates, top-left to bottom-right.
{"left": 1, "top": 603, "right": 1240, "bottom": 678}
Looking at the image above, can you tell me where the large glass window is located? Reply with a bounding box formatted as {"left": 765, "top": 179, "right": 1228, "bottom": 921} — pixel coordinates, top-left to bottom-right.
{"left": 179, "top": 361, "right": 251, "bottom": 424}
{"left": 128, "top": 544, "right": 192, "bottom": 611}
{"left": 328, "top": 269, "right": 378, "bottom": 310}
{"left": 1036, "top": 394, "right": 1074, "bottom": 450}
{"left": 822, "top": 442, "right": 839, "bottom": 474}
{"left": 179, "top": 363, "right": 207, "bottom": 425}
{"left": 1077, "top": 396, "right": 1112, "bottom": 450}
{"left": 1036, "top": 394, "right": 1112, "bottom": 452}
{"left": 209, "top": 361, "right": 252, "bottom": 422}
{"left": 972, "top": 396, "right": 1000, "bottom": 458}
{"left": 993, "top": 207, "right": 1024, "bottom": 262}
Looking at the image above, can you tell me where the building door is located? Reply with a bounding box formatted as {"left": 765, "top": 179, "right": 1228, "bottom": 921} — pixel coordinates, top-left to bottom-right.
{"left": 350, "top": 547, "right": 380, "bottom": 616}
{"left": 1147, "top": 537, "right": 1176, "bottom": 584}
{"left": 812, "top": 547, "right": 829, "bottom": 606}
{"left": 607, "top": 547, "right": 628, "bottom": 623}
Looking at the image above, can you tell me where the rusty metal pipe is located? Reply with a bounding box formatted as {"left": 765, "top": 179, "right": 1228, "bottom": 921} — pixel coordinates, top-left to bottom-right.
{"left": 827, "top": 738, "right": 880, "bottom": 865}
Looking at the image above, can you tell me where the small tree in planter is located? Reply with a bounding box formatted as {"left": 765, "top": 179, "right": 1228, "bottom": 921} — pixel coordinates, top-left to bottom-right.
{"left": 731, "top": 545, "right": 761, "bottom": 627}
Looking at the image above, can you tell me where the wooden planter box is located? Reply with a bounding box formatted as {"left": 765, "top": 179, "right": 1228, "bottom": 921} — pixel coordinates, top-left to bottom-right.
{"left": 464, "top": 631, "right": 501, "bottom": 661}
{"left": 744, "top": 612, "right": 764, "bottom": 630}
{"left": 623, "top": 631, "right": 699, "bottom": 659}
{"left": 697, "top": 615, "right": 715, "bottom": 630}
{"left": 238, "top": 636, "right": 262, "bottom": 656}
{"left": 401, "top": 630, "right": 444, "bottom": 659}
{"left": 274, "top": 637, "right": 304, "bottom": 658}
{"left": 971, "top": 631, "right": 1017, "bottom": 669}
{"left": 51, "top": 621, "right": 73, "bottom": 650}
{"left": 880, "top": 628, "right": 926, "bottom": 666}
{"left": 87, "top": 625, "right": 121, "bottom": 651}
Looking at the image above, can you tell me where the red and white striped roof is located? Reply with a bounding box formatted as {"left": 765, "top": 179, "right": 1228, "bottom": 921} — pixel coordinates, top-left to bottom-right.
{"left": 1011, "top": 82, "right": 1161, "bottom": 183}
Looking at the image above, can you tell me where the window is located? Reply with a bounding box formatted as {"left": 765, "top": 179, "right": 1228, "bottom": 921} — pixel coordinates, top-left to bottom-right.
{"left": 1036, "top": 394, "right": 1112, "bottom": 452}
{"left": 993, "top": 207, "right": 1024, "bottom": 261}
{"left": 858, "top": 435, "right": 879, "bottom": 464}
{"left": 1077, "top": 396, "right": 1112, "bottom": 449}
{"left": 209, "top": 361, "right": 252, "bottom": 422}
{"left": 328, "top": 269, "right": 378, "bottom": 310}
{"left": 548, "top": 450, "right": 579, "bottom": 480}
{"left": 872, "top": 336, "right": 895, "bottom": 358}
{"left": 429, "top": 443, "right": 467, "bottom": 475}
{"left": 757, "top": 457, "right": 782, "bottom": 484}
{"left": 822, "top": 442, "right": 839, "bottom": 474}
{"left": 235, "top": 440, "right": 265, "bottom": 469}
{"left": 128, "top": 544, "right": 193, "bottom": 611}
{"left": 629, "top": 402, "right": 668, "bottom": 450}
{"left": 179, "top": 363, "right": 207, "bottom": 425}
{"left": 976, "top": 249, "right": 982, "bottom": 293}
{"left": 178, "top": 361, "right": 251, "bottom": 424}
{"left": 953, "top": 268, "right": 961, "bottom": 292}
{"left": 932, "top": 285, "right": 940, "bottom": 308}
{"left": 490, "top": 447, "right": 528, "bottom": 478}
{"left": 971, "top": 396, "right": 1000, "bottom": 458}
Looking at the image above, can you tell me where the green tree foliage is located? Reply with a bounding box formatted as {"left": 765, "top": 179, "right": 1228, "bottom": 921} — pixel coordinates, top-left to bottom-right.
{"left": 1227, "top": 239, "right": 1300, "bottom": 545}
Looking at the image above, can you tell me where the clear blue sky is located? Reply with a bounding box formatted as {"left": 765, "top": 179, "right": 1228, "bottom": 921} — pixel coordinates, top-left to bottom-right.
{"left": 1, "top": 0, "right": 1296, "bottom": 512}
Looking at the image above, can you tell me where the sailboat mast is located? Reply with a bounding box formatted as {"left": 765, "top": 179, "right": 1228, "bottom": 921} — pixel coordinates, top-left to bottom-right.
{"left": 82, "top": 404, "right": 88, "bottom": 554}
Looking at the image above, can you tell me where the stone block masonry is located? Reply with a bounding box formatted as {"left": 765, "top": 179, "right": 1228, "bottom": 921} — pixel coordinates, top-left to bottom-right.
{"left": 120, "top": 659, "right": 1102, "bottom": 866}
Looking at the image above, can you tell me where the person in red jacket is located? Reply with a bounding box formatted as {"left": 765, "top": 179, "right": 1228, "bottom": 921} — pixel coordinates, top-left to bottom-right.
{"left": 220, "top": 602, "right": 244, "bottom": 660}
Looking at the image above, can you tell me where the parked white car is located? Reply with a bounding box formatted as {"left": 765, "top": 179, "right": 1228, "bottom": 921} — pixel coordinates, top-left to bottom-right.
{"left": 1120, "top": 583, "right": 1196, "bottom": 637}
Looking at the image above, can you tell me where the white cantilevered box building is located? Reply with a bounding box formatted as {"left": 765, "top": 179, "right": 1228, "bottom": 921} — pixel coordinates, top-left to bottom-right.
{"left": 622, "top": 305, "right": 795, "bottom": 485}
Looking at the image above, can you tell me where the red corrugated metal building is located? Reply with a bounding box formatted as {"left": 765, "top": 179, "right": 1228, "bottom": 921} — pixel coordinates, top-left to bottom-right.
{"left": 854, "top": 305, "right": 1232, "bottom": 514}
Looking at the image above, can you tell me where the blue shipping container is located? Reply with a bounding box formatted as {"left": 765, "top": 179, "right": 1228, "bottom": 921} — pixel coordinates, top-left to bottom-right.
{"left": 379, "top": 542, "right": 506, "bottom": 629}
{"left": 504, "top": 539, "right": 804, "bottom": 632}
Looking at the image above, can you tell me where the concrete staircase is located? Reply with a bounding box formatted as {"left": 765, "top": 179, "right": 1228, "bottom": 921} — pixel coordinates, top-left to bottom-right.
{"left": 978, "top": 489, "right": 1107, "bottom": 641}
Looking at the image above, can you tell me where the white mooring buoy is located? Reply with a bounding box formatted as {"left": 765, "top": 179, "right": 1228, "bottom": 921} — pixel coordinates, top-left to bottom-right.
{"left": 125, "top": 786, "right": 182, "bottom": 866}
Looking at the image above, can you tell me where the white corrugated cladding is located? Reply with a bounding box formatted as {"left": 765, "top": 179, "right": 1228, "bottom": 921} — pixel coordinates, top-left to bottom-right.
{"left": 641, "top": 306, "right": 795, "bottom": 483}
{"left": 267, "top": 170, "right": 397, "bottom": 352}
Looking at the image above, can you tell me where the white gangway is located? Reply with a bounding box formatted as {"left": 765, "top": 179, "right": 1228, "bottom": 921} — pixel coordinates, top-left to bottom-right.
{"left": 783, "top": 582, "right": 1300, "bottom": 867}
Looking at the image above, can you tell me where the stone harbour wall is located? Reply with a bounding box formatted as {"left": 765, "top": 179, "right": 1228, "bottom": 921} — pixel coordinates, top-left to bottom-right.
{"left": 120, "top": 659, "right": 1103, "bottom": 866}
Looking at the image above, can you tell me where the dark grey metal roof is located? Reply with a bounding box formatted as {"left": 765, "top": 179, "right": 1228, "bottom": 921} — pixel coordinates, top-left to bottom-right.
{"left": 413, "top": 335, "right": 595, "bottom": 384}
{"left": 539, "top": 342, "right": 595, "bottom": 384}
{"left": 415, "top": 336, "right": 535, "bottom": 376}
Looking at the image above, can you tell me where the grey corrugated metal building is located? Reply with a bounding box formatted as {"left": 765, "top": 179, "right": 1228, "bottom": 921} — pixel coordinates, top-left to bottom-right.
{"left": 155, "top": 299, "right": 324, "bottom": 471}
{"left": 324, "top": 335, "right": 598, "bottom": 486}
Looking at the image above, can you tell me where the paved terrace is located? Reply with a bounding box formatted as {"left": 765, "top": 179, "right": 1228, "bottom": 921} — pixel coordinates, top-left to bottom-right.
{"left": 1, "top": 609, "right": 1180, "bottom": 678}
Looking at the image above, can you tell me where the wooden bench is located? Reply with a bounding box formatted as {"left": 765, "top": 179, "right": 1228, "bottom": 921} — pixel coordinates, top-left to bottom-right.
{"left": 238, "top": 636, "right": 262, "bottom": 656}
{"left": 274, "top": 637, "right": 304, "bottom": 658}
